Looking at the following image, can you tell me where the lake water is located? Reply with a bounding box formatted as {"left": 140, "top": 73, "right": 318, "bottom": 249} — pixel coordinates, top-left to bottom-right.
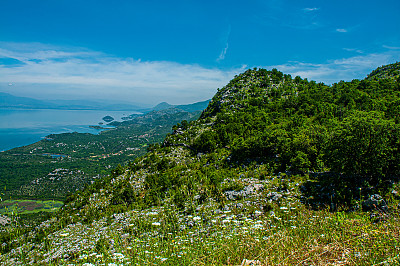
{"left": 0, "top": 109, "right": 139, "bottom": 151}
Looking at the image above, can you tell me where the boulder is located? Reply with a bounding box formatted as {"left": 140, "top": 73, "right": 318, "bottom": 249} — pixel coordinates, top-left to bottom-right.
{"left": 362, "top": 194, "right": 388, "bottom": 212}
{"left": 225, "top": 190, "right": 242, "bottom": 200}
{"left": 267, "top": 192, "right": 282, "bottom": 202}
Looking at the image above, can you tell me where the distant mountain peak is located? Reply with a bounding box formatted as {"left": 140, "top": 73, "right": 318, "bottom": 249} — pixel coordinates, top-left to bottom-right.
{"left": 151, "top": 100, "right": 211, "bottom": 113}
{"left": 152, "top": 102, "right": 173, "bottom": 111}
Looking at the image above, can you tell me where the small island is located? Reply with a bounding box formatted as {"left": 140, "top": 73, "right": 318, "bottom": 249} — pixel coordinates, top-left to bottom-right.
{"left": 102, "top": 115, "right": 114, "bottom": 122}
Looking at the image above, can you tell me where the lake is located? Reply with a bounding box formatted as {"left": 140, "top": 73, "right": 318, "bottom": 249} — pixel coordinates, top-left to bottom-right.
{"left": 0, "top": 109, "right": 140, "bottom": 151}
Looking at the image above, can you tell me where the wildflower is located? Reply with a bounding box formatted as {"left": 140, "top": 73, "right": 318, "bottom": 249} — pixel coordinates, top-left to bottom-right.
{"left": 113, "top": 252, "right": 125, "bottom": 259}
{"left": 253, "top": 224, "right": 263, "bottom": 229}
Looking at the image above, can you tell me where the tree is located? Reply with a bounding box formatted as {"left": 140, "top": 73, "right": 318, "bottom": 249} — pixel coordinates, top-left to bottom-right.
{"left": 193, "top": 131, "right": 218, "bottom": 153}
{"left": 324, "top": 111, "right": 400, "bottom": 181}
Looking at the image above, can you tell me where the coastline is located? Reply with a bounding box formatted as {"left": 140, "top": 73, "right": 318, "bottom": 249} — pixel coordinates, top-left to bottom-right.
{"left": 0, "top": 109, "right": 141, "bottom": 152}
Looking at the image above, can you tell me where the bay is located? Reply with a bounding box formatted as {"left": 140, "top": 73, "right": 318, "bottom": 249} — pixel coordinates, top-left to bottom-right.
{"left": 0, "top": 109, "right": 139, "bottom": 151}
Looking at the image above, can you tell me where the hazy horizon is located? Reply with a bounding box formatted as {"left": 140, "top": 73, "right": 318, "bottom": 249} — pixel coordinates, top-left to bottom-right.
{"left": 0, "top": 90, "right": 214, "bottom": 108}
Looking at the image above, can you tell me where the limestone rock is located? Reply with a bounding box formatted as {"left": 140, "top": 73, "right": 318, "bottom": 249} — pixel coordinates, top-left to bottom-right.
{"left": 241, "top": 259, "right": 262, "bottom": 266}
{"left": 362, "top": 194, "right": 388, "bottom": 212}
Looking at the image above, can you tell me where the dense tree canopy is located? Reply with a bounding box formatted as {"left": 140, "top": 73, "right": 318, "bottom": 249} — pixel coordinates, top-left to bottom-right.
{"left": 191, "top": 64, "right": 400, "bottom": 187}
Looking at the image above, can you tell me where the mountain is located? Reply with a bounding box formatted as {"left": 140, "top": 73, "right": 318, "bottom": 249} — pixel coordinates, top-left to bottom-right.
{"left": 0, "top": 92, "right": 56, "bottom": 109}
{"left": 1, "top": 63, "right": 400, "bottom": 265}
{"left": 149, "top": 99, "right": 211, "bottom": 112}
{"left": 0, "top": 92, "right": 146, "bottom": 110}
{"left": 136, "top": 99, "right": 211, "bottom": 114}
{"left": 366, "top": 61, "right": 400, "bottom": 80}
{"left": 175, "top": 99, "right": 211, "bottom": 112}
{"left": 46, "top": 99, "right": 146, "bottom": 111}
{"left": 152, "top": 101, "right": 174, "bottom": 111}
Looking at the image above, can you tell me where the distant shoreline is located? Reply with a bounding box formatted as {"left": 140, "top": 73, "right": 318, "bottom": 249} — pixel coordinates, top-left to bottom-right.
{"left": 0, "top": 107, "right": 144, "bottom": 112}
{"left": 0, "top": 109, "right": 141, "bottom": 152}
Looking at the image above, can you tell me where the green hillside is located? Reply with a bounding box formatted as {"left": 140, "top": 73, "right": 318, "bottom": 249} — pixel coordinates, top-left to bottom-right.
{"left": 366, "top": 61, "right": 400, "bottom": 81}
{"left": 0, "top": 108, "right": 201, "bottom": 200}
{"left": 1, "top": 63, "right": 400, "bottom": 265}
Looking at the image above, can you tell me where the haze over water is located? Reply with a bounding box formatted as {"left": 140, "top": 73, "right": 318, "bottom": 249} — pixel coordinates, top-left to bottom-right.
{"left": 0, "top": 109, "right": 137, "bottom": 151}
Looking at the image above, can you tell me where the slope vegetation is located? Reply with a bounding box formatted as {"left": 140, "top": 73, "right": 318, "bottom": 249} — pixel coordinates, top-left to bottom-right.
{"left": 1, "top": 64, "right": 400, "bottom": 265}
{"left": 0, "top": 108, "right": 201, "bottom": 200}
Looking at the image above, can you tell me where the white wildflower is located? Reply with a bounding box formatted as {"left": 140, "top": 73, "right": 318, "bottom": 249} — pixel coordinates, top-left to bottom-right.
{"left": 193, "top": 216, "right": 201, "bottom": 221}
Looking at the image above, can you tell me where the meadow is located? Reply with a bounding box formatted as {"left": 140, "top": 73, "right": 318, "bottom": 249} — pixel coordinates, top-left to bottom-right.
{"left": 0, "top": 200, "right": 63, "bottom": 214}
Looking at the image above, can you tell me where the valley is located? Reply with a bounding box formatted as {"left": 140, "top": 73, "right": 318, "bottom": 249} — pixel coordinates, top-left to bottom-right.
{"left": 0, "top": 107, "right": 202, "bottom": 201}
{"left": 0, "top": 63, "right": 400, "bottom": 265}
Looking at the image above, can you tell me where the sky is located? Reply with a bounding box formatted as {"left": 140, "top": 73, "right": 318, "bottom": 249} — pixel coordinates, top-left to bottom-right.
{"left": 0, "top": 0, "right": 399, "bottom": 106}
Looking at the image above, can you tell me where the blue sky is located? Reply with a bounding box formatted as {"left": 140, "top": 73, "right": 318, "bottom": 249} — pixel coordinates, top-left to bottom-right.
{"left": 0, "top": 0, "right": 399, "bottom": 105}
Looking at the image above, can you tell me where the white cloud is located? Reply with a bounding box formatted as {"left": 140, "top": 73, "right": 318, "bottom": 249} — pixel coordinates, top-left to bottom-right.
{"left": 270, "top": 51, "right": 400, "bottom": 84}
{"left": 302, "top": 7, "right": 319, "bottom": 12}
{"left": 0, "top": 42, "right": 97, "bottom": 61}
{"left": 2, "top": 42, "right": 398, "bottom": 105}
{"left": 0, "top": 42, "right": 243, "bottom": 105}
{"left": 343, "top": 48, "right": 363, "bottom": 54}
{"left": 217, "top": 43, "right": 229, "bottom": 62}
{"left": 383, "top": 45, "right": 400, "bottom": 50}
{"left": 217, "top": 25, "right": 231, "bottom": 62}
{"left": 336, "top": 28, "right": 347, "bottom": 33}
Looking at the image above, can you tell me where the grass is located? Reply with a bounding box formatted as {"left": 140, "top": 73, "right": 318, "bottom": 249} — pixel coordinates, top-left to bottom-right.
{"left": 0, "top": 199, "right": 63, "bottom": 214}
{"left": 0, "top": 159, "right": 399, "bottom": 265}
{"left": 101, "top": 208, "right": 398, "bottom": 265}
{"left": 1, "top": 200, "right": 399, "bottom": 265}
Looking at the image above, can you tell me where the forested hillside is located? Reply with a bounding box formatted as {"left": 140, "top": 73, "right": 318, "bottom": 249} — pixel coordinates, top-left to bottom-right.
{"left": 0, "top": 108, "right": 201, "bottom": 201}
{"left": 1, "top": 62, "right": 400, "bottom": 265}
